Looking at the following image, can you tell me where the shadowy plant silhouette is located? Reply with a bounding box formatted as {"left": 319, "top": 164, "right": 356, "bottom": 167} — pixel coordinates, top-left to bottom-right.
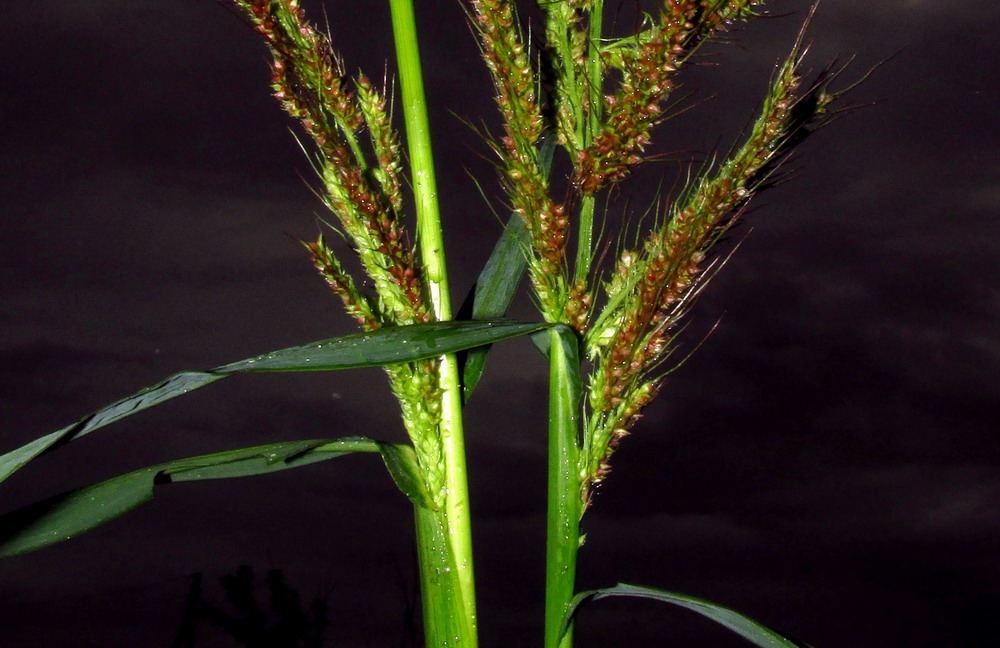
{"left": 172, "top": 566, "right": 329, "bottom": 648}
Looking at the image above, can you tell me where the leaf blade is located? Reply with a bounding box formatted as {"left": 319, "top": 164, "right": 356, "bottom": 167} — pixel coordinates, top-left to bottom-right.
{"left": 564, "top": 583, "right": 811, "bottom": 648}
{"left": 0, "top": 437, "right": 431, "bottom": 559}
{"left": 0, "top": 320, "right": 548, "bottom": 484}
{"left": 217, "top": 320, "right": 547, "bottom": 373}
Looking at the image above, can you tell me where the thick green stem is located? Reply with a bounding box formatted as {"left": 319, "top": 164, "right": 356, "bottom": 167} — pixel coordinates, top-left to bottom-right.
{"left": 414, "top": 505, "right": 476, "bottom": 646}
{"left": 544, "top": 327, "right": 584, "bottom": 648}
{"left": 389, "top": 0, "right": 477, "bottom": 645}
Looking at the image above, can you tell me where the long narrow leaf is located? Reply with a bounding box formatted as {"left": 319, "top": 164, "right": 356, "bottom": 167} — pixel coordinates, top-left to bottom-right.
{"left": 461, "top": 132, "right": 557, "bottom": 401}
{"left": 0, "top": 320, "right": 548, "bottom": 484}
{"left": 459, "top": 216, "right": 531, "bottom": 401}
{"left": 0, "top": 437, "right": 430, "bottom": 559}
{"left": 564, "top": 583, "right": 811, "bottom": 648}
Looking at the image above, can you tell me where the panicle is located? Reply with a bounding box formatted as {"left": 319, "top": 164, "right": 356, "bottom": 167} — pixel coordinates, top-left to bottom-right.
{"left": 231, "top": 0, "right": 445, "bottom": 500}
{"left": 231, "top": 0, "right": 428, "bottom": 328}
{"left": 579, "top": 22, "right": 851, "bottom": 502}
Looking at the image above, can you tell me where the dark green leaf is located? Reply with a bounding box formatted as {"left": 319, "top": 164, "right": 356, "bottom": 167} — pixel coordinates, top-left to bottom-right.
{"left": 0, "top": 319, "right": 548, "bottom": 484}
{"left": 0, "top": 437, "right": 432, "bottom": 559}
{"left": 0, "top": 373, "right": 224, "bottom": 483}
{"left": 564, "top": 583, "right": 811, "bottom": 648}
{"left": 218, "top": 320, "right": 545, "bottom": 373}
{"left": 460, "top": 216, "right": 531, "bottom": 401}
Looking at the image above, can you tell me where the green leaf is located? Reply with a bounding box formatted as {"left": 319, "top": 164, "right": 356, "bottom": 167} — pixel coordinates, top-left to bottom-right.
{"left": 0, "top": 437, "right": 432, "bottom": 559}
{"left": 563, "top": 583, "right": 811, "bottom": 648}
{"left": 461, "top": 131, "right": 557, "bottom": 402}
{"left": 218, "top": 320, "right": 544, "bottom": 373}
{"left": 460, "top": 216, "right": 531, "bottom": 401}
{"left": 0, "top": 319, "right": 548, "bottom": 484}
{"left": 0, "top": 372, "right": 225, "bottom": 484}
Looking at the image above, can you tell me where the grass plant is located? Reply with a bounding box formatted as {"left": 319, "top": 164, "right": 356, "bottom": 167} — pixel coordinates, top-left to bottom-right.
{"left": 0, "top": 1, "right": 863, "bottom": 646}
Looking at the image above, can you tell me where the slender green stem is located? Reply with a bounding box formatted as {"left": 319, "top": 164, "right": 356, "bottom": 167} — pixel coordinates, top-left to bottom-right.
{"left": 389, "top": 0, "right": 477, "bottom": 644}
{"left": 574, "top": 194, "right": 596, "bottom": 282}
{"left": 574, "top": 0, "right": 604, "bottom": 282}
{"left": 544, "top": 327, "right": 584, "bottom": 648}
{"left": 585, "top": 0, "right": 605, "bottom": 140}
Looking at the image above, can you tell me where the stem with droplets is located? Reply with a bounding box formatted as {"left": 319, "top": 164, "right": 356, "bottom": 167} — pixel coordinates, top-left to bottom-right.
{"left": 389, "top": 0, "right": 477, "bottom": 644}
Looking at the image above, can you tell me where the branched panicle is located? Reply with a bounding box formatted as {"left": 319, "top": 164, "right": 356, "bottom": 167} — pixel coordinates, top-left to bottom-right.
{"left": 471, "top": 0, "right": 571, "bottom": 321}
{"left": 232, "top": 0, "right": 446, "bottom": 500}
{"left": 580, "top": 28, "right": 852, "bottom": 501}
{"left": 231, "top": 0, "right": 428, "bottom": 327}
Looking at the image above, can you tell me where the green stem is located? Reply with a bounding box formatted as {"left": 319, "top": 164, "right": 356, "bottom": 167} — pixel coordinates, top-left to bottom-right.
{"left": 585, "top": 0, "right": 605, "bottom": 141}
{"left": 414, "top": 504, "right": 476, "bottom": 646}
{"left": 574, "top": 194, "right": 596, "bottom": 282}
{"left": 574, "top": 0, "right": 604, "bottom": 282}
{"left": 544, "top": 327, "right": 584, "bottom": 648}
{"left": 389, "top": 0, "right": 477, "bottom": 645}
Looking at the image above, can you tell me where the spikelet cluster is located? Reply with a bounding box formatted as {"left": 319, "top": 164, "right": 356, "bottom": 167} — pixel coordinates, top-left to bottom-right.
{"left": 575, "top": 0, "right": 763, "bottom": 195}
{"left": 471, "top": 0, "right": 570, "bottom": 320}
{"left": 580, "top": 30, "right": 846, "bottom": 500}
{"left": 233, "top": 0, "right": 427, "bottom": 327}
{"left": 231, "top": 0, "right": 446, "bottom": 502}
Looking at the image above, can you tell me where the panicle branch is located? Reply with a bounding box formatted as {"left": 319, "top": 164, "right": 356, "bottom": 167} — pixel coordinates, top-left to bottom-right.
{"left": 575, "top": 0, "right": 763, "bottom": 195}
{"left": 303, "top": 235, "right": 380, "bottom": 330}
{"left": 231, "top": 0, "right": 450, "bottom": 502}
{"left": 470, "top": 0, "right": 571, "bottom": 321}
{"left": 232, "top": 0, "right": 428, "bottom": 327}
{"left": 580, "top": 28, "right": 850, "bottom": 500}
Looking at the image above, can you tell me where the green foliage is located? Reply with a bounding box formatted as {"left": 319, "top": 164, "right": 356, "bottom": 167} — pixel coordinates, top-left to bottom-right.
{"left": 0, "top": 320, "right": 545, "bottom": 485}
{"left": 0, "top": 438, "right": 427, "bottom": 559}
{"left": 1, "top": 1, "right": 860, "bottom": 646}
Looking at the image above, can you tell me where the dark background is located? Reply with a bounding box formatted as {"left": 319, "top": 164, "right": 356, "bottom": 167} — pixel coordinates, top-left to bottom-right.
{"left": 2, "top": 1, "right": 998, "bottom": 646}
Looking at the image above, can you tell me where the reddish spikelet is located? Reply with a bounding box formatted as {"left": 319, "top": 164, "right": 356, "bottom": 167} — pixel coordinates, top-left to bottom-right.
{"left": 303, "top": 237, "right": 381, "bottom": 330}
{"left": 564, "top": 279, "right": 593, "bottom": 332}
{"left": 575, "top": 0, "right": 762, "bottom": 195}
